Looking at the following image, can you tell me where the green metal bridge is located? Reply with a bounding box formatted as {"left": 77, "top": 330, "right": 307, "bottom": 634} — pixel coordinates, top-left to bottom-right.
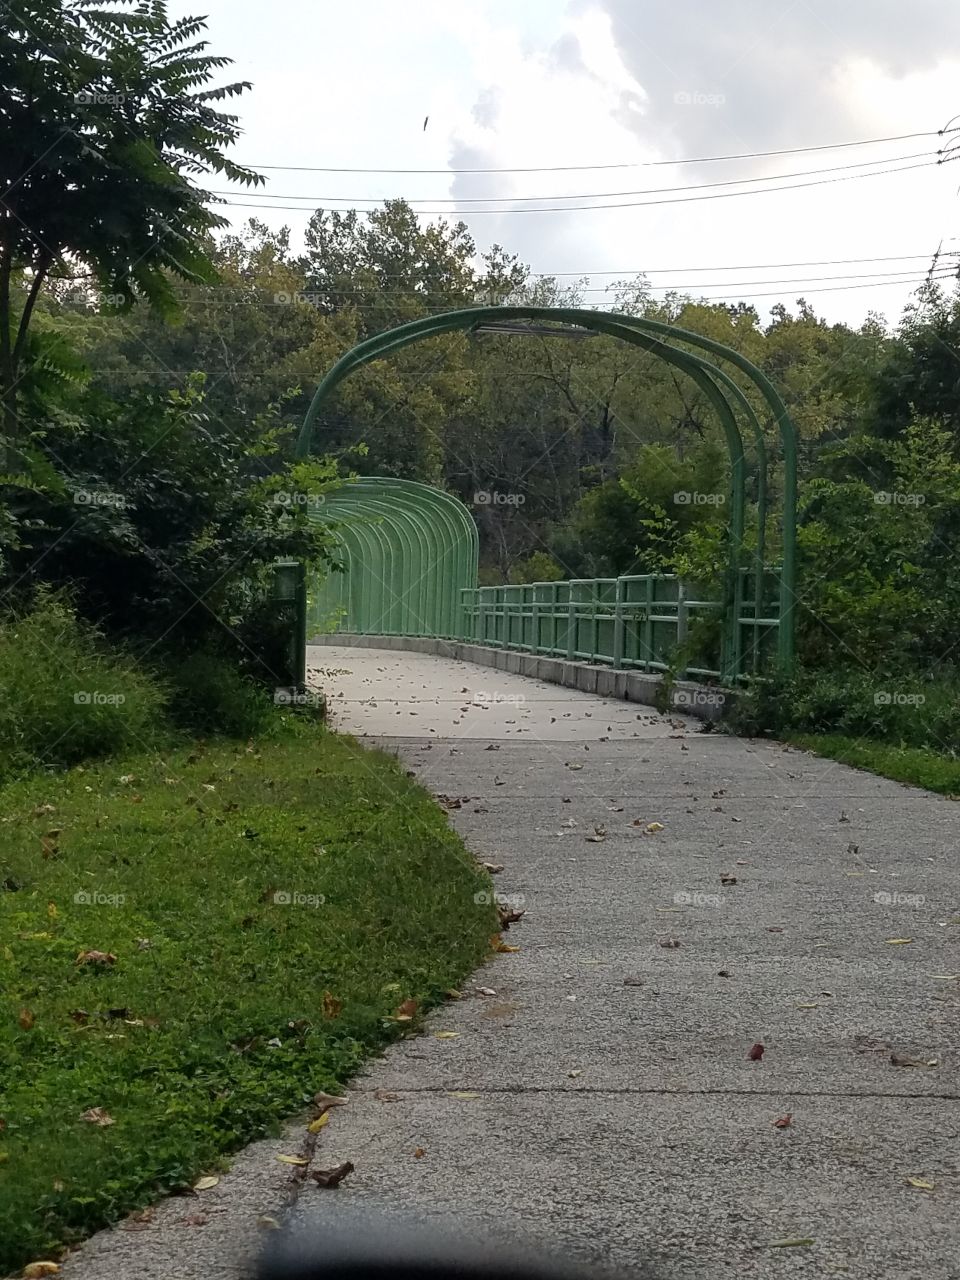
{"left": 295, "top": 306, "right": 799, "bottom": 687}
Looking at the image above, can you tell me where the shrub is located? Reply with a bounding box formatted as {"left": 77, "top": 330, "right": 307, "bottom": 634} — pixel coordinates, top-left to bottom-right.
{"left": 159, "top": 649, "right": 275, "bottom": 738}
{"left": 0, "top": 591, "right": 168, "bottom": 779}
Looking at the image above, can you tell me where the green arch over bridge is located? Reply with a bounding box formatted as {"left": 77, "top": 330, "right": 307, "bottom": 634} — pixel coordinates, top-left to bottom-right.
{"left": 308, "top": 476, "right": 478, "bottom": 638}
{"left": 298, "top": 306, "right": 799, "bottom": 679}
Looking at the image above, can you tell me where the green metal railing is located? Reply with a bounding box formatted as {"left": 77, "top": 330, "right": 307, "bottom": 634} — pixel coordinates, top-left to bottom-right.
{"left": 459, "top": 571, "right": 780, "bottom": 682}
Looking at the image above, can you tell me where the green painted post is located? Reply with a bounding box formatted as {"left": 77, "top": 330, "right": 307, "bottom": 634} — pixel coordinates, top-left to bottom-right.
{"left": 612, "top": 577, "right": 625, "bottom": 669}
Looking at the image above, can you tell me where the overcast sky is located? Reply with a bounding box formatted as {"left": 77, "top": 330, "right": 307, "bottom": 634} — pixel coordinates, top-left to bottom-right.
{"left": 192, "top": 0, "right": 960, "bottom": 327}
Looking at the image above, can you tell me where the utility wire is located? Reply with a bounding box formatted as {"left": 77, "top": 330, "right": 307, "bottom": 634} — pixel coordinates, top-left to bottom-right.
{"left": 211, "top": 150, "right": 933, "bottom": 206}
{"left": 218, "top": 158, "right": 943, "bottom": 215}
{"left": 239, "top": 129, "right": 955, "bottom": 175}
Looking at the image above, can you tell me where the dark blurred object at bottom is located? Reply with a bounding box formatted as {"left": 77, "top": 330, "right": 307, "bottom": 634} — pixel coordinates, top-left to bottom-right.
{"left": 257, "top": 1204, "right": 634, "bottom": 1280}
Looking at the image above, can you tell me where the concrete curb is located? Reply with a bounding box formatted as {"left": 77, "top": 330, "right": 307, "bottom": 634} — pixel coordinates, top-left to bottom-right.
{"left": 307, "top": 632, "right": 733, "bottom": 723}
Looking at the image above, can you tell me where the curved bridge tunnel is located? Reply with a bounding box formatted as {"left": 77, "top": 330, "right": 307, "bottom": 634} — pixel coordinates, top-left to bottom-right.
{"left": 308, "top": 476, "right": 478, "bottom": 639}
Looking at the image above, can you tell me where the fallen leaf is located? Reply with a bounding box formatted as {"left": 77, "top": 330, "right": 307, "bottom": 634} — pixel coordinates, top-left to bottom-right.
{"left": 374, "top": 1090, "right": 400, "bottom": 1101}
{"left": 413, "top": 1147, "right": 426, "bottom": 1158}
{"left": 568, "top": 1069, "right": 583, "bottom": 1079}
{"left": 659, "top": 938, "right": 681, "bottom": 949}
{"left": 275, "top": 1155, "right": 309, "bottom": 1166}
{"left": 434, "top": 1031, "right": 460, "bottom": 1039}
{"left": 773, "top": 1114, "right": 793, "bottom": 1128}
{"left": 448, "top": 1091, "right": 481, "bottom": 1099}
{"left": 310, "top": 1161, "right": 354, "bottom": 1188}
{"left": 23, "top": 1264, "right": 60, "bottom": 1277}
{"left": 395, "top": 998, "right": 418, "bottom": 1019}
{"left": 444, "top": 989, "right": 463, "bottom": 999}
{"left": 646, "top": 822, "right": 664, "bottom": 833}
{"left": 494, "top": 939, "right": 520, "bottom": 953}
{"left": 906, "top": 1177, "right": 935, "bottom": 1190}
{"left": 192, "top": 1175, "right": 220, "bottom": 1191}
{"left": 80, "top": 1107, "right": 114, "bottom": 1126}
{"left": 890, "top": 1052, "right": 929, "bottom": 1068}
{"left": 322, "top": 991, "right": 342, "bottom": 1019}
{"left": 18, "top": 1008, "right": 35, "bottom": 1030}
{"left": 312, "top": 1091, "right": 348, "bottom": 1111}
{"left": 748, "top": 1043, "right": 765, "bottom": 1061}
{"left": 885, "top": 938, "right": 913, "bottom": 945}
{"left": 475, "top": 986, "right": 497, "bottom": 997}
{"left": 482, "top": 862, "right": 504, "bottom": 874}
{"left": 76, "top": 950, "right": 117, "bottom": 967}
{"left": 257, "top": 1216, "right": 282, "bottom": 1230}
{"left": 770, "top": 1238, "right": 815, "bottom": 1249}
{"left": 623, "top": 976, "right": 644, "bottom": 986}
{"left": 307, "top": 1113, "right": 330, "bottom": 1134}
{"left": 796, "top": 1002, "right": 819, "bottom": 1010}
{"left": 497, "top": 906, "right": 525, "bottom": 926}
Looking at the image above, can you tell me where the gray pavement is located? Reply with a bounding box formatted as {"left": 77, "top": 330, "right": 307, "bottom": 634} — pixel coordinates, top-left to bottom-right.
{"left": 60, "top": 647, "right": 960, "bottom": 1280}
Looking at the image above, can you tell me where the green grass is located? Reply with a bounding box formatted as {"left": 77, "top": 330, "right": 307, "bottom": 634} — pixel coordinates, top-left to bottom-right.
{"left": 0, "top": 718, "right": 497, "bottom": 1272}
{"left": 787, "top": 733, "right": 960, "bottom": 795}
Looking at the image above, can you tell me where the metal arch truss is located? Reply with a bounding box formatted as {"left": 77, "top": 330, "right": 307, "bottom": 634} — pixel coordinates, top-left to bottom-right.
{"left": 297, "top": 306, "right": 799, "bottom": 679}
{"left": 308, "top": 476, "right": 479, "bottom": 640}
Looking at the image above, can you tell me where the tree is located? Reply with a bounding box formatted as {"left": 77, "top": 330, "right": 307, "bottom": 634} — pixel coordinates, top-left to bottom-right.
{"left": 0, "top": 0, "right": 261, "bottom": 460}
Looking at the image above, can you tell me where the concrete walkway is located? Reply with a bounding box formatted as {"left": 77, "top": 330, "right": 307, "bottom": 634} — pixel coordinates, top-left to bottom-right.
{"left": 62, "top": 646, "right": 960, "bottom": 1280}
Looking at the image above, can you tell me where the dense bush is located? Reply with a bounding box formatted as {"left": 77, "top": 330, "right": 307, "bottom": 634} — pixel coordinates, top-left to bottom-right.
{"left": 732, "top": 665, "right": 960, "bottom": 754}
{"left": 0, "top": 592, "right": 169, "bottom": 780}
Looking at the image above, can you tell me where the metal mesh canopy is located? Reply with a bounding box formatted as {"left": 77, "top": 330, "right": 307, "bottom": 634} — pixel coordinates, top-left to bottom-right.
{"left": 308, "top": 477, "right": 479, "bottom": 638}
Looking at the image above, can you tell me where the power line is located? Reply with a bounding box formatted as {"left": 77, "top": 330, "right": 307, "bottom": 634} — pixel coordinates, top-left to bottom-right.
{"left": 239, "top": 129, "right": 954, "bottom": 175}
{"left": 218, "top": 158, "right": 942, "bottom": 216}
{"left": 211, "top": 150, "right": 933, "bottom": 206}
{"left": 533, "top": 252, "right": 955, "bottom": 277}
{"left": 125, "top": 266, "right": 952, "bottom": 306}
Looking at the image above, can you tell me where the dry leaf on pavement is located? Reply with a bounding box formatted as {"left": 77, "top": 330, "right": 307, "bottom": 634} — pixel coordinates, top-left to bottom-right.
{"left": 310, "top": 1162, "right": 354, "bottom": 1188}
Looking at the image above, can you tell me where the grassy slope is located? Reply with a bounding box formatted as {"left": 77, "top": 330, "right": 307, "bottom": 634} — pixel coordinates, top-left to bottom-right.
{"left": 787, "top": 733, "right": 960, "bottom": 795}
{"left": 0, "top": 721, "right": 497, "bottom": 1270}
